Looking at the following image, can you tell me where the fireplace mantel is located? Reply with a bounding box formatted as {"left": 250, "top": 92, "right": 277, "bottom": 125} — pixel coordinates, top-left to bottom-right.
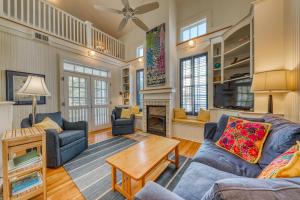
{"left": 141, "top": 87, "right": 175, "bottom": 95}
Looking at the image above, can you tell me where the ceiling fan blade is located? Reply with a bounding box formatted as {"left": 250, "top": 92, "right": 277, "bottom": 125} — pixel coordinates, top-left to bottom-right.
{"left": 118, "top": 18, "right": 128, "bottom": 31}
{"left": 94, "top": 5, "right": 123, "bottom": 14}
{"left": 121, "top": 0, "right": 130, "bottom": 8}
{"left": 134, "top": 2, "right": 159, "bottom": 15}
{"left": 132, "top": 17, "right": 149, "bottom": 31}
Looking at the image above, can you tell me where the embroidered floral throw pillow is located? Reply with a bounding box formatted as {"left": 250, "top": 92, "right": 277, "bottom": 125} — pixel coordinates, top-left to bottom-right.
{"left": 258, "top": 142, "right": 300, "bottom": 178}
{"left": 216, "top": 116, "right": 271, "bottom": 163}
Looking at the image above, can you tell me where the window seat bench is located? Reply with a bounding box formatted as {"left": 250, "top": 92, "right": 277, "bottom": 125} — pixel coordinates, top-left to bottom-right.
{"left": 172, "top": 117, "right": 205, "bottom": 143}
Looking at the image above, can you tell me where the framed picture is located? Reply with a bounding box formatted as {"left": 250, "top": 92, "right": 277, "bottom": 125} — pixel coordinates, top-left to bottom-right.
{"left": 6, "top": 70, "right": 46, "bottom": 105}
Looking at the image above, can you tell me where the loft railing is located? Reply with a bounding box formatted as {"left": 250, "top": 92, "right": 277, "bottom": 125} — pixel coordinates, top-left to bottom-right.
{"left": 0, "top": 0, "right": 125, "bottom": 60}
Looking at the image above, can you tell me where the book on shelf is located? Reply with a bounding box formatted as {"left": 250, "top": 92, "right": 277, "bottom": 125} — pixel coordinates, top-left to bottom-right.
{"left": 11, "top": 172, "right": 42, "bottom": 196}
{"left": 9, "top": 150, "right": 41, "bottom": 172}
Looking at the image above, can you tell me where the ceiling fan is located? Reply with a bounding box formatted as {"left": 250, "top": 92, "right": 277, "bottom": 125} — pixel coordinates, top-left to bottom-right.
{"left": 94, "top": 0, "right": 159, "bottom": 31}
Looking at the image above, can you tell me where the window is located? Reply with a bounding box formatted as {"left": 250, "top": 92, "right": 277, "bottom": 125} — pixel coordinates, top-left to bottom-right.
{"left": 64, "top": 61, "right": 109, "bottom": 78}
{"left": 136, "top": 69, "right": 144, "bottom": 110}
{"left": 180, "top": 53, "right": 208, "bottom": 115}
{"left": 180, "top": 18, "right": 207, "bottom": 42}
{"left": 136, "top": 45, "right": 144, "bottom": 58}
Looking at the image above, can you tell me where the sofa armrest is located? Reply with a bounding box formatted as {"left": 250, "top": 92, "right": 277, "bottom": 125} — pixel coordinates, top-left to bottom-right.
{"left": 45, "top": 129, "right": 61, "bottom": 168}
{"left": 63, "top": 119, "right": 88, "bottom": 148}
{"left": 204, "top": 122, "right": 217, "bottom": 140}
{"left": 111, "top": 113, "right": 117, "bottom": 125}
{"left": 201, "top": 177, "right": 300, "bottom": 200}
{"left": 135, "top": 181, "right": 184, "bottom": 200}
{"left": 21, "top": 118, "right": 32, "bottom": 128}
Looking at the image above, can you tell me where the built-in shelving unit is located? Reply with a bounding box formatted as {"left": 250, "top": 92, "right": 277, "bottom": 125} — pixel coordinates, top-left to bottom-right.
{"left": 211, "top": 9, "right": 254, "bottom": 111}
{"left": 122, "top": 67, "right": 130, "bottom": 105}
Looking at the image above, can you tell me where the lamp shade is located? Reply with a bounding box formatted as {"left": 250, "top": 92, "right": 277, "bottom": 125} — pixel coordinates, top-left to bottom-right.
{"left": 17, "top": 76, "right": 51, "bottom": 96}
{"left": 251, "top": 70, "right": 295, "bottom": 93}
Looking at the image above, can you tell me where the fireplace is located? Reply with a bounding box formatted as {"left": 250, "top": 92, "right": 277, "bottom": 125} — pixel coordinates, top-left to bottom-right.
{"left": 147, "top": 106, "right": 166, "bottom": 136}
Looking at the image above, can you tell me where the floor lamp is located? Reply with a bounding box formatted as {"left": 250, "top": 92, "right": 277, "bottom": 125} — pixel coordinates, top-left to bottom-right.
{"left": 251, "top": 70, "right": 294, "bottom": 114}
{"left": 17, "top": 76, "right": 51, "bottom": 125}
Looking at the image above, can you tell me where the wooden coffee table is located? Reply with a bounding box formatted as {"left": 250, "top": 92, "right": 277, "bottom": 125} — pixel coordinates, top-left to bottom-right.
{"left": 106, "top": 135, "right": 180, "bottom": 200}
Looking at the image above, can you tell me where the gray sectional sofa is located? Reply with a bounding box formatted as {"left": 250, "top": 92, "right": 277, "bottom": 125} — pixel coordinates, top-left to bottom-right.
{"left": 135, "top": 115, "right": 300, "bottom": 200}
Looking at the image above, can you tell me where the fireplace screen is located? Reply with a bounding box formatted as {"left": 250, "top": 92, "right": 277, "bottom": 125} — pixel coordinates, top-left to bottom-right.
{"left": 147, "top": 106, "right": 166, "bottom": 136}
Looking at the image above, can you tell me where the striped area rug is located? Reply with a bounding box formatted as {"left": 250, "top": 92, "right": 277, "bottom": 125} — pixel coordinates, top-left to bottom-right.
{"left": 64, "top": 136, "right": 191, "bottom": 200}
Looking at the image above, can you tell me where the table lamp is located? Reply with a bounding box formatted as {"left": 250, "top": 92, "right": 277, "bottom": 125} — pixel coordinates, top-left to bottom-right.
{"left": 251, "top": 69, "right": 295, "bottom": 114}
{"left": 17, "top": 76, "right": 51, "bottom": 124}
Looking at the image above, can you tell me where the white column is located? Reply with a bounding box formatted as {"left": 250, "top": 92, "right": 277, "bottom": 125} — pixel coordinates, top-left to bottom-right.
{"left": 85, "top": 21, "right": 93, "bottom": 48}
{"left": 0, "top": 0, "right": 3, "bottom": 16}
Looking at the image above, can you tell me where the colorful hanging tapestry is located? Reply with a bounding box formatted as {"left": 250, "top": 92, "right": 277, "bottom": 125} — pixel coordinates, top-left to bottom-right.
{"left": 146, "top": 23, "right": 166, "bottom": 87}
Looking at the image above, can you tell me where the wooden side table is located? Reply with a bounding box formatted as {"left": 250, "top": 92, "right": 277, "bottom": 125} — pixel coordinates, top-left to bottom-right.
{"left": 2, "top": 127, "right": 47, "bottom": 200}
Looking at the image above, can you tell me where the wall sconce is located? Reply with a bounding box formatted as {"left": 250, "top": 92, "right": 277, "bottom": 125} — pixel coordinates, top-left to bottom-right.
{"left": 138, "top": 57, "right": 143, "bottom": 62}
{"left": 188, "top": 40, "right": 196, "bottom": 48}
{"left": 88, "top": 50, "right": 96, "bottom": 56}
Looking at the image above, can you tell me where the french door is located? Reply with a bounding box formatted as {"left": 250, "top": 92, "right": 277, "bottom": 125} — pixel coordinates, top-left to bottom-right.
{"left": 63, "top": 72, "right": 111, "bottom": 131}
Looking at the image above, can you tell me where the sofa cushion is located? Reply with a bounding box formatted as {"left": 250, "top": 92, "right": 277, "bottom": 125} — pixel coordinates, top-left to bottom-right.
{"left": 114, "top": 118, "right": 133, "bottom": 126}
{"left": 213, "top": 114, "right": 265, "bottom": 142}
{"left": 193, "top": 140, "right": 262, "bottom": 177}
{"left": 173, "top": 162, "right": 239, "bottom": 200}
{"left": 58, "top": 130, "right": 85, "bottom": 146}
{"left": 259, "top": 115, "right": 300, "bottom": 168}
{"left": 201, "top": 177, "right": 300, "bottom": 200}
{"left": 30, "top": 112, "right": 63, "bottom": 128}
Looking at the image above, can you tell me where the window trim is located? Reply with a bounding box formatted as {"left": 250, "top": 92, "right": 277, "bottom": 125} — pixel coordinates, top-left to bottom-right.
{"left": 179, "top": 52, "right": 208, "bottom": 116}
{"left": 180, "top": 18, "right": 207, "bottom": 42}
{"left": 136, "top": 69, "right": 144, "bottom": 110}
{"left": 136, "top": 45, "right": 144, "bottom": 58}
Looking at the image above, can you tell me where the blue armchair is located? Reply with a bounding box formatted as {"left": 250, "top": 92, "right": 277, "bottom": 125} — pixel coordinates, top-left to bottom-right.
{"left": 21, "top": 112, "right": 88, "bottom": 168}
{"left": 111, "top": 107, "right": 135, "bottom": 135}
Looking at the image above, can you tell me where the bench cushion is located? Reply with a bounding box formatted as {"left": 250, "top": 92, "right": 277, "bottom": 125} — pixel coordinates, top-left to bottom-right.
{"left": 173, "top": 118, "right": 205, "bottom": 126}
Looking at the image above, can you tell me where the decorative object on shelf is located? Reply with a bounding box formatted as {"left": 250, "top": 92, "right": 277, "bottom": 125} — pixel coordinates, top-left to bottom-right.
{"left": 230, "top": 73, "right": 250, "bottom": 79}
{"left": 231, "top": 57, "right": 239, "bottom": 65}
{"left": 6, "top": 71, "right": 47, "bottom": 105}
{"left": 251, "top": 70, "right": 295, "bottom": 114}
{"left": 146, "top": 23, "right": 166, "bottom": 87}
{"left": 214, "top": 63, "right": 221, "bottom": 69}
{"left": 17, "top": 76, "right": 51, "bottom": 125}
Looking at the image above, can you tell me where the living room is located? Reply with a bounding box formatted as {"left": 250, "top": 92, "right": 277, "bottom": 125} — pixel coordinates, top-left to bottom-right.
{"left": 0, "top": 0, "right": 299, "bottom": 199}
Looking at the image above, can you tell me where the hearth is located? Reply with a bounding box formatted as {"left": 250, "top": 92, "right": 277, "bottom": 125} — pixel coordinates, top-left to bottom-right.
{"left": 147, "top": 106, "right": 166, "bottom": 136}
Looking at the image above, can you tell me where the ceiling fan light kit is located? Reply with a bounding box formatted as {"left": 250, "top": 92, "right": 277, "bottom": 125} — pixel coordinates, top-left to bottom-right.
{"left": 94, "top": 0, "right": 159, "bottom": 31}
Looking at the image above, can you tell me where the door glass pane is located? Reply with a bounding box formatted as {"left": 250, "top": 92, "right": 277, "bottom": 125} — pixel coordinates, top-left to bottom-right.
{"left": 94, "top": 80, "right": 108, "bottom": 105}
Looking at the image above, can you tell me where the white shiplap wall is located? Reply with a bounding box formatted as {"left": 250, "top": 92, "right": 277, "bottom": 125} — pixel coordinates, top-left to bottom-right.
{"left": 0, "top": 28, "right": 123, "bottom": 128}
{"left": 0, "top": 31, "right": 59, "bottom": 128}
{"left": 283, "top": 0, "right": 300, "bottom": 122}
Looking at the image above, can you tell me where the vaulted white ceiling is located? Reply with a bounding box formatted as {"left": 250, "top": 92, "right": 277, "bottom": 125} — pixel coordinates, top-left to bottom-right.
{"left": 47, "top": 0, "right": 158, "bottom": 38}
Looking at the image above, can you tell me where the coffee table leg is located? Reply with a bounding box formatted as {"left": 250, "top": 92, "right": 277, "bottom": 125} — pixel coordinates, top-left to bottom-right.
{"left": 139, "top": 177, "right": 145, "bottom": 189}
{"left": 175, "top": 146, "right": 179, "bottom": 169}
{"left": 112, "top": 166, "right": 116, "bottom": 191}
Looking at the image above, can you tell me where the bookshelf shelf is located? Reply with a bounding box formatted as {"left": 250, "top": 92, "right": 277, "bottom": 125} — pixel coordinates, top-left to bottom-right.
{"left": 2, "top": 127, "right": 47, "bottom": 200}
{"left": 224, "top": 58, "right": 250, "bottom": 70}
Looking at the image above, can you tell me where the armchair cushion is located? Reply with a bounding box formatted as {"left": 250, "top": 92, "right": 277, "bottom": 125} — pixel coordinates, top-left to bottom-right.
{"left": 30, "top": 112, "right": 63, "bottom": 128}
{"left": 114, "top": 118, "right": 134, "bottom": 126}
{"left": 58, "top": 130, "right": 85, "bottom": 146}
{"left": 114, "top": 107, "right": 123, "bottom": 119}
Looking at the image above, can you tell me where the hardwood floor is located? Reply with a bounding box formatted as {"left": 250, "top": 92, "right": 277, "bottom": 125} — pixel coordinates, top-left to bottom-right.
{"left": 33, "top": 130, "right": 201, "bottom": 200}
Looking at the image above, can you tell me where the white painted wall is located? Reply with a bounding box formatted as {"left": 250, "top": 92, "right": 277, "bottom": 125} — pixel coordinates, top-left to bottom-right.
{"left": 0, "top": 21, "right": 123, "bottom": 128}
{"left": 120, "top": 0, "right": 252, "bottom": 109}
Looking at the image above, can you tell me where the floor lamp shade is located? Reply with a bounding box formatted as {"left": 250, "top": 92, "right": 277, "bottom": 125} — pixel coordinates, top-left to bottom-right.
{"left": 251, "top": 70, "right": 295, "bottom": 113}
{"left": 17, "top": 76, "right": 51, "bottom": 124}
